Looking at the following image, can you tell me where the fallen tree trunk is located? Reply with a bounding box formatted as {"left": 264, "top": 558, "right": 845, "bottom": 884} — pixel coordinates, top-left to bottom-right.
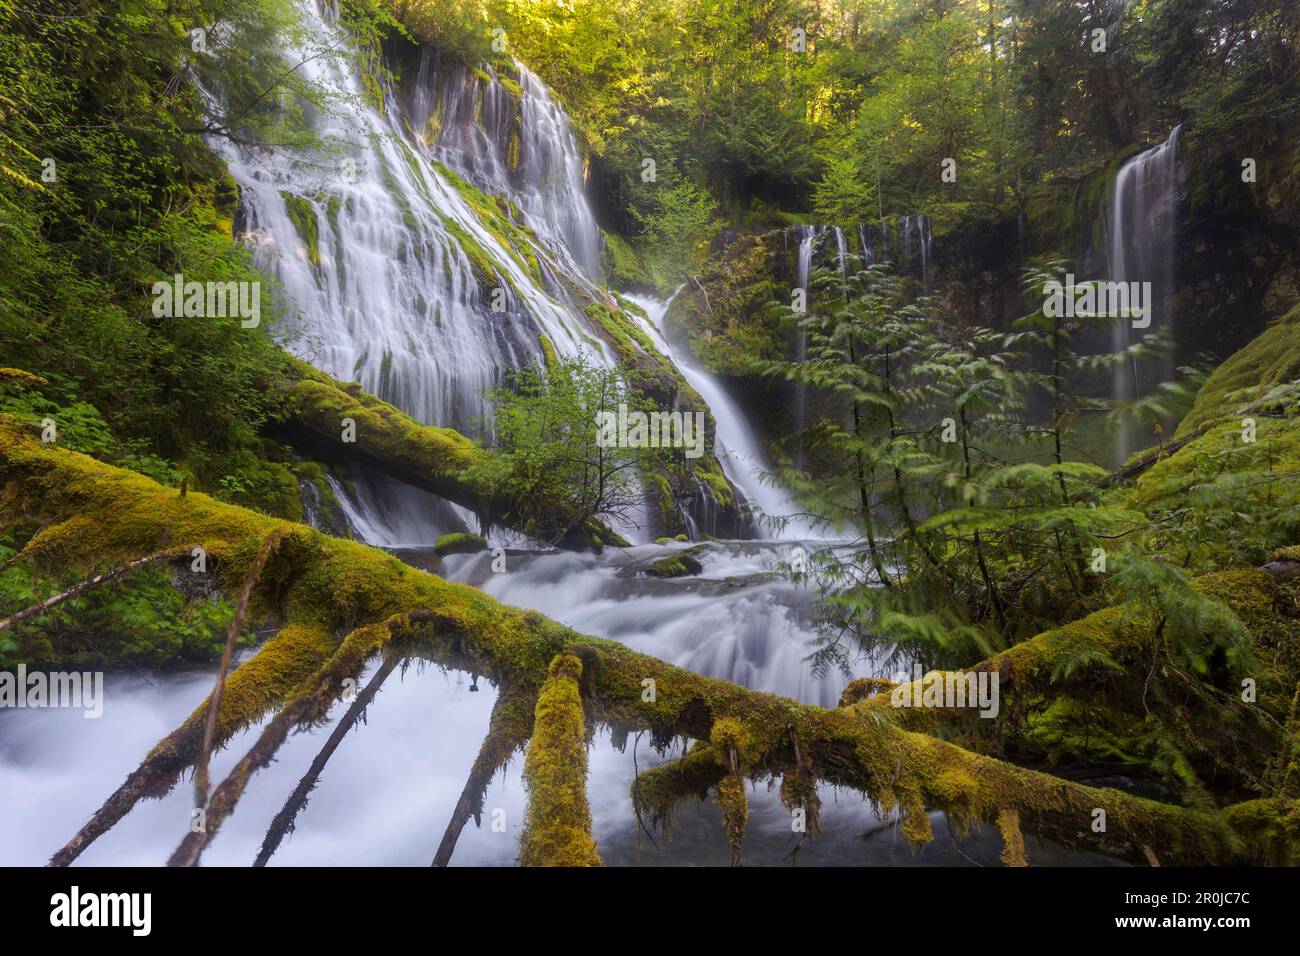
{"left": 273, "top": 364, "right": 625, "bottom": 549}
{"left": 0, "top": 416, "right": 1290, "bottom": 867}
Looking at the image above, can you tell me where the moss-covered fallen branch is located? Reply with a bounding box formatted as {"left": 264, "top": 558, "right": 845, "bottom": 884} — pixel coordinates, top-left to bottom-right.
{"left": 172, "top": 612, "right": 434, "bottom": 867}
{"left": 256, "top": 653, "right": 403, "bottom": 867}
{"left": 518, "top": 653, "right": 601, "bottom": 866}
{"left": 0, "top": 416, "right": 1290, "bottom": 867}
{"left": 273, "top": 361, "right": 624, "bottom": 548}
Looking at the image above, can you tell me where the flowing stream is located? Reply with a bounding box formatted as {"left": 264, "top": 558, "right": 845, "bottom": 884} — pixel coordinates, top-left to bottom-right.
{"left": 0, "top": 2, "right": 1114, "bottom": 866}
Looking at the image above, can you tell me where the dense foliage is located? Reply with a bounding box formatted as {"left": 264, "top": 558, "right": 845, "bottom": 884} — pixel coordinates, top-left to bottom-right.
{"left": 395, "top": 0, "right": 1300, "bottom": 283}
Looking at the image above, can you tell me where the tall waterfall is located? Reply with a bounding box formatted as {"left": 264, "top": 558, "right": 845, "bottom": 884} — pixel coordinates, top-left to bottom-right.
{"left": 1105, "top": 125, "right": 1184, "bottom": 459}
{"left": 205, "top": 1, "right": 807, "bottom": 546}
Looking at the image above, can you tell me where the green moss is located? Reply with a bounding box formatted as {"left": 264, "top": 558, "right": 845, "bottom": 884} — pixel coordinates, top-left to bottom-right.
{"left": 280, "top": 193, "right": 320, "bottom": 269}
{"left": 602, "top": 231, "right": 650, "bottom": 290}
{"left": 432, "top": 160, "right": 542, "bottom": 284}
{"left": 645, "top": 547, "right": 704, "bottom": 578}
{"left": 283, "top": 370, "right": 487, "bottom": 492}
{"left": 1131, "top": 414, "right": 1300, "bottom": 531}
{"left": 519, "top": 653, "right": 602, "bottom": 866}
{"left": 997, "top": 807, "right": 1028, "bottom": 866}
{"left": 630, "top": 742, "right": 725, "bottom": 834}
{"left": 537, "top": 333, "right": 558, "bottom": 369}
{"left": 434, "top": 532, "right": 487, "bottom": 556}
{"left": 214, "top": 170, "right": 239, "bottom": 237}
{"left": 1179, "top": 302, "right": 1300, "bottom": 437}
{"left": 1222, "top": 799, "right": 1300, "bottom": 865}
{"left": 692, "top": 461, "right": 734, "bottom": 509}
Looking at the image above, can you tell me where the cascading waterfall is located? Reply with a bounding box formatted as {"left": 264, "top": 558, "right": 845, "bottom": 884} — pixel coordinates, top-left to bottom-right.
{"left": 832, "top": 226, "right": 849, "bottom": 286}
{"left": 793, "top": 225, "right": 820, "bottom": 447}
{"left": 1105, "top": 125, "right": 1184, "bottom": 460}
{"left": 898, "top": 215, "right": 932, "bottom": 288}
{"left": 624, "top": 294, "right": 820, "bottom": 539}
{"left": 205, "top": 2, "right": 642, "bottom": 544}
{"left": 858, "top": 223, "right": 876, "bottom": 266}
{"left": 406, "top": 50, "right": 602, "bottom": 282}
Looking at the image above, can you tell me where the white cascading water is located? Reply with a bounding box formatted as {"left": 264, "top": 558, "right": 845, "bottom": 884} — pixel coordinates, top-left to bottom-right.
{"left": 832, "top": 226, "right": 849, "bottom": 285}
{"left": 898, "top": 215, "right": 932, "bottom": 288}
{"left": 793, "top": 225, "right": 819, "bottom": 446}
{"left": 1105, "top": 125, "right": 1183, "bottom": 460}
{"left": 207, "top": 1, "right": 618, "bottom": 544}
{"left": 623, "top": 294, "right": 821, "bottom": 539}
{"left": 858, "top": 223, "right": 876, "bottom": 266}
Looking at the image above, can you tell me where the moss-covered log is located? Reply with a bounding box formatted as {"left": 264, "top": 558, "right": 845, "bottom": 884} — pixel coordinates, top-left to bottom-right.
{"left": 842, "top": 565, "right": 1298, "bottom": 735}
{"left": 273, "top": 362, "right": 623, "bottom": 548}
{"left": 0, "top": 416, "right": 1291, "bottom": 867}
{"left": 518, "top": 653, "right": 601, "bottom": 866}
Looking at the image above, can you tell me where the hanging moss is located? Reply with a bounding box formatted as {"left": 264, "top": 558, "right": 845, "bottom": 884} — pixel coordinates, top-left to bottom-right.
{"left": 519, "top": 653, "right": 602, "bottom": 866}
{"left": 998, "top": 807, "right": 1028, "bottom": 866}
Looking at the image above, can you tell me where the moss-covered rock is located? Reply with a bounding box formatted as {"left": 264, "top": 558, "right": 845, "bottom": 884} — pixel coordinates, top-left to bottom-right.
{"left": 433, "top": 532, "right": 487, "bottom": 556}
{"left": 1178, "top": 302, "right": 1300, "bottom": 437}
{"left": 601, "top": 230, "right": 650, "bottom": 291}
{"left": 280, "top": 192, "right": 321, "bottom": 269}
{"left": 644, "top": 546, "right": 705, "bottom": 578}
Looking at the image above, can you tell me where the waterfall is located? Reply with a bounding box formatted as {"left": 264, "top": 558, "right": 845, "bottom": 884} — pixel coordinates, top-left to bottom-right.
{"left": 624, "top": 295, "right": 820, "bottom": 539}
{"left": 793, "top": 225, "right": 819, "bottom": 447}
{"left": 858, "top": 223, "right": 875, "bottom": 266}
{"left": 203, "top": 2, "right": 681, "bottom": 545}
{"left": 898, "top": 215, "right": 932, "bottom": 288}
{"left": 1105, "top": 125, "right": 1184, "bottom": 460}
{"left": 407, "top": 51, "right": 602, "bottom": 281}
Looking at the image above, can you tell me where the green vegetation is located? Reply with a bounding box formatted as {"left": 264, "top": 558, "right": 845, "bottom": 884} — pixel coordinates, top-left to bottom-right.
{"left": 755, "top": 254, "right": 1298, "bottom": 805}
{"left": 393, "top": 0, "right": 1298, "bottom": 291}
{"left": 465, "top": 357, "right": 656, "bottom": 547}
{"left": 1, "top": 0, "right": 1298, "bottom": 870}
{"left": 5, "top": 420, "right": 1292, "bottom": 867}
